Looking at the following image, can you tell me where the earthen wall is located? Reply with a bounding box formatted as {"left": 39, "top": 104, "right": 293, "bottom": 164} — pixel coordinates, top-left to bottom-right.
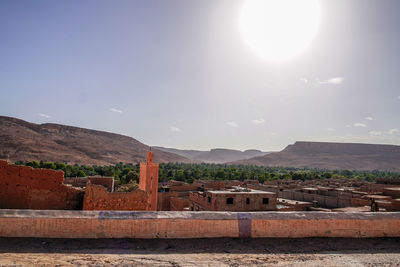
{"left": 88, "top": 177, "right": 114, "bottom": 192}
{"left": 383, "top": 187, "right": 400, "bottom": 198}
{"left": 0, "top": 160, "right": 84, "bottom": 210}
{"left": 83, "top": 184, "right": 149, "bottom": 210}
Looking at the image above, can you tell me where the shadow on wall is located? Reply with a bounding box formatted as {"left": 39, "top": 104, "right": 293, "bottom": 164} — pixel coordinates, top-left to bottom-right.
{"left": 0, "top": 237, "right": 400, "bottom": 255}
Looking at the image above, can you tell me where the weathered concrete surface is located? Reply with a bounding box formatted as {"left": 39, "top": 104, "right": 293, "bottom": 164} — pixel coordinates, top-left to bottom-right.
{"left": 0, "top": 210, "right": 399, "bottom": 238}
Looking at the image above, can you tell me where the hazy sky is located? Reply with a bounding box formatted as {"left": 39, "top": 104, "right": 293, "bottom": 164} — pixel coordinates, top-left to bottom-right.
{"left": 1, "top": 0, "right": 399, "bottom": 151}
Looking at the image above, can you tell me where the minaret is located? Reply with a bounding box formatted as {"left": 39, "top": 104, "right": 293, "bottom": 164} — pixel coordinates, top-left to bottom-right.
{"left": 139, "top": 151, "right": 159, "bottom": 211}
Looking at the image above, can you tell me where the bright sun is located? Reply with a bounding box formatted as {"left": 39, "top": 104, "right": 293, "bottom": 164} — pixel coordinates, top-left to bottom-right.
{"left": 240, "top": 0, "right": 321, "bottom": 62}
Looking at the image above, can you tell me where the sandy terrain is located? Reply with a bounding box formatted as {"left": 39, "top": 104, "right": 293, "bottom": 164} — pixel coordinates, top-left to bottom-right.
{"left": 1, "top": 237, "right": 400, "bottom": 266}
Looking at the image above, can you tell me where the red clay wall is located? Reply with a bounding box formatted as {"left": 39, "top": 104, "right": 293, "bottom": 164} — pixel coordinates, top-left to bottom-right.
{"left": 0, "top": 210, "right": 399, "bottom": 238}
{"left": 0, "top": 160, "right": 84, "bottom": 210}
{"left": 383, "top": 187, "right": 400, "bottom": 198}
{"left": 83, "top": 184, "right": 149, "bottom": 211}
{"left": 351, "top": 198, "right": 370, "bottom": 207}
{"left": 359, "top": 184, "right": 386, "bottom": 193}
{"left": 88, "top": 177, "right": 114, "bottom": 192}
{"left": 158, "top": 192, "right": 188, "bottom": 211}
{"left": 169, "top": 197, "right": 190, "bottom": 211}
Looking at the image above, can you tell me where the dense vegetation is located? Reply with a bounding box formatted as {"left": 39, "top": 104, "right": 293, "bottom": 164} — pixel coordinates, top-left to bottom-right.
{"left": 14, "top": 160, "right": 400, "bottom": 184}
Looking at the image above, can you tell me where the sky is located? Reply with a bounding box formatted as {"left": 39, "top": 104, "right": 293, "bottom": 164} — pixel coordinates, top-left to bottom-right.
{"left": 1, "top": 0, "right": 399, "bottom": 151}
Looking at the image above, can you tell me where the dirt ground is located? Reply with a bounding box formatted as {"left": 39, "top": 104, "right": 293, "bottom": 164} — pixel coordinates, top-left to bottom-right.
{"left": 1, "top": 237, "right": 400, "bottom": 266}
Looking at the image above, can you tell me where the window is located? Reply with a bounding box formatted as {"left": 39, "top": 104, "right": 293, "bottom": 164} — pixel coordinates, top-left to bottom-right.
{"left": 262, "top": 198, "right": 269, "bottom": 204}
{"left": 246, "top": 198, "right": 250, "bottom": 204}
{"left": 226, "top": 197, "right": 234, "bottom": 204}
{"left": 208, "top": 197, "right": 211, "bottom": 203}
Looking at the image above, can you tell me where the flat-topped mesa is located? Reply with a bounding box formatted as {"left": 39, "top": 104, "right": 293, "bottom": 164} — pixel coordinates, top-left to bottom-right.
{"left": 283, "top": 141, "right": 400, "bottom": 155}
{"left": 139, "top": 151, "right": 159, "bottom": 211}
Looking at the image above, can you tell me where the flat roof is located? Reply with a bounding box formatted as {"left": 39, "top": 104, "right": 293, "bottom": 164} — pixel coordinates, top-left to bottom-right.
{"left": 207, "top": 190, "right": 275, "bottom": 195}
{"left": 278, "top": 198, "right": 313, "bottom": 205}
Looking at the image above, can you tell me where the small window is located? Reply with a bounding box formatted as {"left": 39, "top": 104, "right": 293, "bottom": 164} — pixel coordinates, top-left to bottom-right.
{"left": 226, "top": 197, "right": 234, "bottom": 204}
{"left": 165, "top": 188, "right": 170, "bottom": 192}
{"left": 246, "top": 198, "right": 250, "bottom": 204}
{"left": 262, "top": 198, "right": 269, "bottom": 204}
{"left": 208, "top": 197, "right": 211, "bottom": 203}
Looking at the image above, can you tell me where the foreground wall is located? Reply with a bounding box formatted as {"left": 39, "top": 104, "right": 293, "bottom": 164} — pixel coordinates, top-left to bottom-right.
{"left": 0, "top": 210, "right": 399, "bottom": 238}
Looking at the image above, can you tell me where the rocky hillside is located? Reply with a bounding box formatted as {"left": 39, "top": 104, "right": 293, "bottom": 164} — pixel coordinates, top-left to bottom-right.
{"left": 0, "top": 116, "right": 190, "bottom": 165}
{"left": 154, "top": 147, "right": 269, "bottom": 163}
{"left": 230, "top": 141, "right": 400, "bottom": 171}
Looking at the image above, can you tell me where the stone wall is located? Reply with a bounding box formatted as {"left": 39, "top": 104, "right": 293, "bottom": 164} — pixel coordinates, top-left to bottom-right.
{"left": 0, "top": 160, "right": 84, "bottom": 210}
{"left": 0, "top": 210, "right": 399, "bottom": 238}
{"left": 82, "top": 184, "right": 149, "bottom": 210}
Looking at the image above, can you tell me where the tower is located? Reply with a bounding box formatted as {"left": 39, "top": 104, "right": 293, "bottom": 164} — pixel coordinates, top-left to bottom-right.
{"left": 139, "top": 151, "right": 159, "bottom": 211}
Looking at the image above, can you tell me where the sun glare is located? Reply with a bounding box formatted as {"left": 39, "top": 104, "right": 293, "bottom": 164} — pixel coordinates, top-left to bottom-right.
{"left": 240, "top": 0, "right": 321, "bottom": 62}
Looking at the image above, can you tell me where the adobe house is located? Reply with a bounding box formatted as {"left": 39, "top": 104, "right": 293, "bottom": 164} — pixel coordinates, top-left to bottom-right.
{"left": 190, "top": 187, "right": 277, "bottom": 211}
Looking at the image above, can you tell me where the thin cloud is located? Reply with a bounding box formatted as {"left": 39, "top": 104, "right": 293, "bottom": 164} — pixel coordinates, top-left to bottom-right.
{"left": 110, "top": 108, "right": 123, "bottom": 113}
{"left": 368, "top": 131, "right": 382, "bottom": 136}
{"left": 324, "top": 128, "right": 335, "bottom": 131}
{"left": 368, "top": 129, "right": 399, "bottom": 136}
{"left": 398, "top": 96, "right": 400, "bottom": 100}
{"left": 226, "top": 121, "right": 238, "bottom": 127}
{"left": 364, "top": 116, "right": 373, "bottom": 121}
{"left": 300, "top": 78, "right": 308, "bottom": 83}
{"left": 170, "top": 126, "right": 182, "bottom": 132}
{"left": 345, "top": 125, "right": 351, "bottom": 128}
{"left": 318, "top": 77, "right": 344, "bottom": 85}
{"left": 38, "top": 113, "right": 51, "bottom": 118}
{"left": 388, "top": 128, "right": 400, "bottom": 135}
{"left": 251, "top": 118, "right": 265, "bottom": 124}
{"left": 353, "top": 122, "right": 367, "bottom": 127}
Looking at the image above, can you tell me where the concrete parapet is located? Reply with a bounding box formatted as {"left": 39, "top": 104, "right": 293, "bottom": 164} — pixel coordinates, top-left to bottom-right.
{"left": 0, "top": 210, "right": 399, "bottom": 238}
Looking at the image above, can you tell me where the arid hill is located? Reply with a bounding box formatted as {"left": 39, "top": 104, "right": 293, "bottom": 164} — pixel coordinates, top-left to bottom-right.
{"left": 0, "top": 116, "right": 190, "bottom": 165}
{"left": 154, "top": 147, "right": 269, "bottom": 163}
{"left": 230, "top": 141, "right": 400, "bottom": 171}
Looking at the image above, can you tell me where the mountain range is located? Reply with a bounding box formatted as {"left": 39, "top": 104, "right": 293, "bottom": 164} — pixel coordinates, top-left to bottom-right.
{"left": 153, "top": 147, "right": 269, "bottom": 163}
{"left": 0, "top": 116, "right": 189, "bottom": 165}
{"left": 1, "top": 116, "right": 399, "bottom": 171}
{"left": 231, "top": 141, "right": 400, "bottom": 172}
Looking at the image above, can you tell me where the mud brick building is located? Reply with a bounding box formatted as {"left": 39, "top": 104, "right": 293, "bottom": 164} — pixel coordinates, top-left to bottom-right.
{"left": 190, "top": 187, "right": 277, "bottom": 211}
{"left": 0, "top": 152, "right": 159, "bottom": 211}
